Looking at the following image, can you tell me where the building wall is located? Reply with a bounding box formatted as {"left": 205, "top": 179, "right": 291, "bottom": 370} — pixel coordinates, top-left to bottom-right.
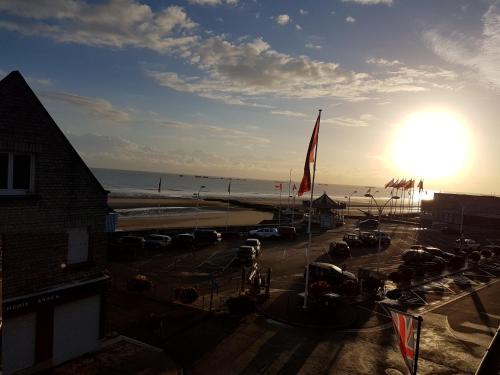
{"left": 0, "top": 72, "right": 108, "bottom": 298}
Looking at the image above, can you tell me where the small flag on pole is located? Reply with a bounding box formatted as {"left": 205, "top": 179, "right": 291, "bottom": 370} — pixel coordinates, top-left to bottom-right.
{"left": 298, "top": 112, "right": 321, "bottom": 196}
{"left": 228, "top": 180, "right": 232, "bottom": 194}
{"left": 418, "top": 179, "right": 424, "bottom": 192}
{"left": 385, "top": 178, "right": 394, "bottom": 189}
{"left": 388, "top": 308, "right": 423, "bottom": 375}
{"left": 158, "top": 177, "right": 162, "bottom": 193}
{"left": 293, "top": 183, "right": 297, "bottom": 191}
{"left": 275, "top": 183, "right": 283, "bottom": 192}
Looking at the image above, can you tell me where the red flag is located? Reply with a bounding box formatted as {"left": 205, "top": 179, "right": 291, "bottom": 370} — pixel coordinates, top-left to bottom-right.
{"left": 298, "top": 112, "right": 321, "bottom": 196}
{"left": 293, "top": 183, "right": 297, "bottom": 191}
{"left": 389, "top": 309, "right": 421, "bottom": 375}
{"left": 405, "top": 179, "right": 414, "bottom": 190}
{"left": 274, "top": 183, "right": 282, "bottom": 192}
{"left": 385, "top": 178, "right": 394, "bottom": 189}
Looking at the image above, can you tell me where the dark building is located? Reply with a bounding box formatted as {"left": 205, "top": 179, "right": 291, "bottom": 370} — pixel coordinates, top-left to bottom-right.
{"left": 422, "top": 192, "right": 500, "bottom": 230}
{"left": 0, "top": 71, "right": 109, "bottom": 374}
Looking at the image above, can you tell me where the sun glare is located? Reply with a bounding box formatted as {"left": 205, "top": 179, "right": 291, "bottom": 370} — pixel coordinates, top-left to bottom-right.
{"left": 391, "top": 110, "right": 470, "bottom": 179}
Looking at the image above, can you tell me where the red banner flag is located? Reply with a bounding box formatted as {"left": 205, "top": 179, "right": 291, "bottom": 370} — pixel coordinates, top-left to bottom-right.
{"left": 385, "top": 178, "right": 394, "bottom": 189}
{"left": 298, "top": 112, "right": 321, "bottom": 196}
{"left": 274, "top": 183, "right": 282, "bottom": 192}
{"left": 389, "top": 309, "right": 422, "bottom": 375}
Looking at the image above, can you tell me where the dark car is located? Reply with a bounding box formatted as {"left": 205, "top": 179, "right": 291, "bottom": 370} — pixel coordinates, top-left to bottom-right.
{"left": 172, "top": 233, "right": 195, "bottom": 247}
{"left": 370, "top": 231, "right": 392, "bottom": 247}
{"left": 144, "top": 234, "right": 172, "bottom": 250}
{"left": 424, "top": 246, "right": 464, "bottom": 268}
{"left": 193, "top": 229, "right": 222, "bottom": 245}
{"left": 120, "top": 236, "right": 145, "bottom": 252}
{"left": 358, "top": 219, "right": 379, "bottom": 229}
{"left": 278, "top": 226, "right": 297, "bottom": 240}
{"left": 328, "top": 241, "right": 351, "bottom": 258}
{"left": 343, "top": 233, "right": 363, "bottom": 247}
{"left": 236, "top": 245, "right": 257, "bottom": 266}
{"left": 401, "top": 249, "right": 445, "bottom": 271}
{"left": 306, "top": 262, "right": 358, "bottom": 287}
{"left": 359, "top": 231, "right": 378, "bottom": 246}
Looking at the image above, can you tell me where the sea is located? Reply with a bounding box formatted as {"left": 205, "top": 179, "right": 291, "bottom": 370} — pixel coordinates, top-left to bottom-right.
{"left": 92, "top": 167, "right": 431, "bottom": 202}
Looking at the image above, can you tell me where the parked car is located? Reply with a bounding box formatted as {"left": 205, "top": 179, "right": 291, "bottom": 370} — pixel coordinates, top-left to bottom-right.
{"left": 454, "top": 238, "right": 480, "bottom": 252}
{"left": 343, "top": 233, "right": 363, "bottom": 247}
{"left": 193, "top": 229, "right": 222, "bottom": 245}
{"left": 278, "top": 226, "right": 297, "bottom": 240}
{"left": 172, "top": 233, "right": 195, "bottom": 247}
{"left": 424, "top": 246, "right": 465, "bottom": 268}
{"left": 401, "top": 249, "right": 445, "bottom": 271}
{"left": 410, "top": 244, "right": 426, "bottom": 250}
{"left": 358, "top": 218, "right": 379, "bottom": 229}
{"left": 305, "top": 262, "right": 358, "bottom": 288}
{"left": 244, "top": 238, "right": 261, "bottom": 255}
{"left": 120, "top": 236, "right": 145, "bottom": 251}
{"left": 145, "top": 234, "right": 172, "bottom": 250}
{"left": 237, "top": 245, "right": 257, "bottom": 266}
{"left": 328, "top": 241, "right": 351, "bottom": 258}
{"left": 359, "top": 232, "right": 378, "bottom": 246}
{"left": 370, "top": 230, "right": 391, "bottom": 247}
{"left": 248, "top": 227, "right": 280, "bottom": 239}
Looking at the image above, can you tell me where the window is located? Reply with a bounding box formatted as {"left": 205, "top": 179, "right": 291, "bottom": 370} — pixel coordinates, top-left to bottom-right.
{"left": 67, "top": 227, "right": 89, "bottom": 265}
{"left": 0, "top": 153, "right": 34, "bottom": 194}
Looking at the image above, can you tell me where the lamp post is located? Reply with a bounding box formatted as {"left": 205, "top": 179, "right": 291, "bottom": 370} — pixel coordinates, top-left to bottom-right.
{"left": 195, "top": 185, "right": 206, "bottom": 229}
{"left": 368, "top": 190, "right": 379, "bottom": 215}
{"left": 346, "top": 190, "right": 357, "bottom": 218}
{"left": 365, "top": 193, "right": 399, "bottom": 272}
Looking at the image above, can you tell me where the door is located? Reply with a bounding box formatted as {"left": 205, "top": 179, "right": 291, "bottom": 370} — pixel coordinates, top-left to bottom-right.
{"left": 52, "top": 295, "right": 101, "bottom": 365}
{"left": 2, "top": 313, "right": 36, "bottom": 375}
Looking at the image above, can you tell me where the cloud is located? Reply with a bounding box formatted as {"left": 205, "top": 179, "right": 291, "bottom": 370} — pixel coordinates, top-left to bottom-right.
{"left": 67, "top": 132, "right": 283, "bottom": 176}
{"left": 276, "top": 14, "right": 290, "bottom": 25}
{"left": 299, "top": 9, "right": 308, "bottom": 15}
{"left": 423, "top": 3, "right": 500, "bottom": 89}
{"left": 0, "top": 1, "right": 198, "bottom": 53}
{"left": 345, "top": 16, "right": 356, "bottom": 23}
{"left": 188, "top": 0, "right": 238, "bottom": 6}
{"left": 40, "top": 91, "right": 131, "bottom": 122}
{"left": 147, "top": 36, "right": 459, "bottom": 102}
{"left": 305, "top": 42, "right": 322, "bottom": 50}
{"left": 341, "top": 0, "right": 393, "bottom": 5}
{"left": 271, "top": 110, "right": 307, "bottom": 118}
{"left": 322, "top": 114, "right": 374, "bottom": 127}
{"left": 365, "top": 57, "right": 402, "bottom": 67}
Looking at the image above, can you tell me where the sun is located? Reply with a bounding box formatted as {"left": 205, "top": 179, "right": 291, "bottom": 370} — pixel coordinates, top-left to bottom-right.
{"left": 391, "top": 110, "right": 470, "bottom": 179}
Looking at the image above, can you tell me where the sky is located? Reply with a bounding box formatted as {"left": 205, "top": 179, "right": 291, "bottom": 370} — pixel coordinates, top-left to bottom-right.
{"left": 1, "top": 0, "right": 500, "bottom": 195}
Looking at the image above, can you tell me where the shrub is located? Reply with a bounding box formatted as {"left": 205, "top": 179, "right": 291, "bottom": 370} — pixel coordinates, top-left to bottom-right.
{"left": 469, "top": 251, "right": 481, "bottom": 262}
{"left": 481, "top": 249, "right": 492, "bottom": 259}
{"left": 386, "top": 289, "right": 402, "bottom": 300}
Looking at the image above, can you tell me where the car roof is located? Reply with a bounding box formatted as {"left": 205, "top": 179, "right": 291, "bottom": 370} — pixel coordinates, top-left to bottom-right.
{"left": 245, "top": 238, "right": 260, "bottom": 242}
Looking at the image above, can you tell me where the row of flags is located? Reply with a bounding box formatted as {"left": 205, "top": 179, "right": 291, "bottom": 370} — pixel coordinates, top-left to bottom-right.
{"left": 384, "top": 178, "right": 424, "bottom": 192}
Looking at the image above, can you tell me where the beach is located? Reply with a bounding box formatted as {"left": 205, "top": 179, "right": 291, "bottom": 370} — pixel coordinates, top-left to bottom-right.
{"left": 109, "top": 197, "right": 274, "bottom": 230}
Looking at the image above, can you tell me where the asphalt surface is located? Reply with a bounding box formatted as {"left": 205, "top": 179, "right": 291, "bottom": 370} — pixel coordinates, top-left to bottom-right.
{"left": 108, "top": 220, "right": 500, "bottom": 374}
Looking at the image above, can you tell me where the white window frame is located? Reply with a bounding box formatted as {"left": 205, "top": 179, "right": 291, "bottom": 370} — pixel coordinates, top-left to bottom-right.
{"left": 0, "top": 152, "right": 35, "bottom": 195}
{"left": 67, "top": 227, "right": 90, "bottom": 265}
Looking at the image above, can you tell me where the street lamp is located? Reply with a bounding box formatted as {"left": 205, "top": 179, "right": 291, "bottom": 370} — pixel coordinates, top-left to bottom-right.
{"left": 195, "top": 185, "right": 206, "bottom": 229}
{"left": 365, "top": 193, "right": 399, "bottom": 272}
{"left": 346, "top": 190, "right": 357, "bottom": 218}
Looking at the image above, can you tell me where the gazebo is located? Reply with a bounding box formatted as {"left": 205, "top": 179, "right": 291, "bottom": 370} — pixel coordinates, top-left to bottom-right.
{"left": 304, "top": 192, "right": 346, "bottom": 228}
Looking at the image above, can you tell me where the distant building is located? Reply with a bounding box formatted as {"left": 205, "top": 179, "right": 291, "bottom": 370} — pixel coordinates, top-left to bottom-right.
{"left": 422, "top": 192, "right": 500, "bottom": 230}
{"left": 0, "top": 71, "right": 109, "bottom": 374}
{"left": 304, "top": 192, "right": 346, "bottom": 228}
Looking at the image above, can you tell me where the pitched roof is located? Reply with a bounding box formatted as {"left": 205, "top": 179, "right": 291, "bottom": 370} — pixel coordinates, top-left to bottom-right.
{"left": 312, "top": 192, "right": 345, "bottom": 209}
{"left": 0, "top": 70, "right": 107, "bottom": 194}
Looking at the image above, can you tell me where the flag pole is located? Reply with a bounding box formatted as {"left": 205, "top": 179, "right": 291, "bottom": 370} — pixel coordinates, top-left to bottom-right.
{"left": 413, "top": 316, "right": 423, "bottom": 375}
{"left": 303, "top": 109, "right": 321, "bottom": 309}
{"left": 288, "top": 169, "right": 292, "bottom": 213}
{"left": 226, "top": 178, "right": 231, "bottom": 233}
{"left": 278, "top": 185, "right": 282, "bottom": 227}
